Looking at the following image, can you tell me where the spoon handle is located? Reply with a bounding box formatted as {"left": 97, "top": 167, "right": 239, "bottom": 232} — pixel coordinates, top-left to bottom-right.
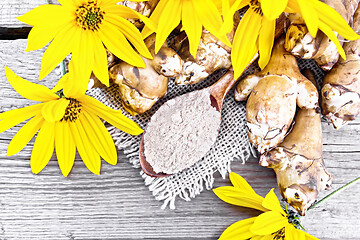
{"left": 208, "top": 70, "right": 236, "bottom": 111}
{"left": 209, "top": 54, "right": 259, "bottom": 111}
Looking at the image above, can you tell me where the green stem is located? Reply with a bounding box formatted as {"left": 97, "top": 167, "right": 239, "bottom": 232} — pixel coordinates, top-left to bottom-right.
{"left": 45, "top": 0, "right": 50, "bottom": 4}
{"left": 60, "top": 60, "right": 66, "bottom": 76}
{"left": 308, "top": 176, "right": 360, "bottom": 211}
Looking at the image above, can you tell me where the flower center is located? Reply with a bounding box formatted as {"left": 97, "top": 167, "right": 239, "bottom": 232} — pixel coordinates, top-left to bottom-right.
{"left": 250, "top": 0, "right": 263, "bottom": 16}
{"left": 61, "top": 98, "right": 82, "bottom": 122}
{"left": 272, "top": 228, "right": 285, "bottom": 240}
{"left": 75, "top": 1, "right": 105, "bottom": 31}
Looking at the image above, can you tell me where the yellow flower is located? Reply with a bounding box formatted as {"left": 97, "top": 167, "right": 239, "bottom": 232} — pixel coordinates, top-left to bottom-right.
{"left": 222, "top": 0, "right": 360, "bottom": 79}
{"left": 142, "top": 0, "right": 231, "bottom": 57}
{"left": 0, "top": 66, "right": 143, "bottom": 176}
{"left": 17, "top": 0, "right": 155, "bottom": 94}
{"left": 213, "top": 172, "right": 319, "bottom": 240}
{"left": 221, "top": 0, "right": 278, "bottom": 79}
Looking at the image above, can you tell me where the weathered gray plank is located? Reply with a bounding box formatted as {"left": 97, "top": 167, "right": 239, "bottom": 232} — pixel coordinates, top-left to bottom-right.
{"left": 0, "top": 0, "right": 58, "bottom": 28}
{"left": 0, "top": 32, "right": 359, "bottom": 240}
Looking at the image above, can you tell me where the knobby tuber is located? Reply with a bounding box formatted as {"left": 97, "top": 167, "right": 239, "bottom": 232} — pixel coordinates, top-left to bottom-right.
{"left": 118, "top": 0, "right": 159, "bottom": 28}
{"left": 285, "top": 0, "right": 360, "bottom": 71}
{"left": 109, "top": 57, "right": 168, "bottom": 115}
{"left": 89, "top": 33, "right": 182, "bottom": 115}
{"left": 173, "top": 13, "right": 288, "bottom": 85}
{"left": 235, "top": 37, "right": 319, "bottom": 153}
{"left": 321, "top": 3, "right": 360, "bottom": 128}
{"left": 260, "top": 108, "right": 331, "bottom": 216}
{"left": 108, "top": 34, "right": 182, "bottom": 115}
{"left": 171, "top": 13, "right": 240, "bottom": 85}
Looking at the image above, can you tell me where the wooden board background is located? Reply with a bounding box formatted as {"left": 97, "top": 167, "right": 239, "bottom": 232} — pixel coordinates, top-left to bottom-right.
{"left": 0, "top": 1, "right": 359, "bottom": 239}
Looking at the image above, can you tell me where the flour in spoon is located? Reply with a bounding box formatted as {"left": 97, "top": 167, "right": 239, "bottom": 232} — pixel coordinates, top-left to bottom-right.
{"left": 144, "top": 89, "right": 221, "bottom": 174}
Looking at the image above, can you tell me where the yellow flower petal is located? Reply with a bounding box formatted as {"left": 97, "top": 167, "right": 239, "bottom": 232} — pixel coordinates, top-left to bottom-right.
{"left": 55, "top": 121, "right": 76, "bottom": 177}
{"left": 92, "top": 35, "right": 109, "bottom": 86}
{"left": 39, "top": 23, "right": 81, "bottom": 80}
{"left": 17, "top": 4, "right": 72, "bottom": 27}
{"left": 262, "top": 189, "right": 286, "bottom": 215}
{"left": 285, "top": 224, "right": 296, "bottom": 240}
{"left": 229, "top": 172, "right": 257, "bottom": 195}
{"left": 250, "top": 211, "right": 288, "bottom": 235}
{"left": 70, "top": 30, "right": 95, "bottom": 93}
{"left": 231, "top": 9, "right": 261, "bottom": 79}
{"left": 99, "top": 21, "right": 146, "bottom": 68}
{"left": 221, "top": 0, "right": 230, "bottom": 14}
{"left": 182, "top": 0, "right": 202, "bottom": 57}
{"left": 141, "top": 0, "right": 167, "bottom": 39}
{"left": 52, "top": 73, "right": 69, "bottom": 93}
{"left": 80, "top": 111, "right": 118, "bottom": 165}
{"left": 19, "top": 5, "right": 74, "bottom": 53}
{"left": 41, "top": 98, "right": 69, "bottom": 123}
{"left": 213, "top": 186, "right": 268, "bottom": 212}
{"left": 311, "top": 0, "right": 360, "bottom": 40}
{"left": 7, "top": 115, "right": 44, "bottom": 156}
{"left": 286, "top": 224, "right": 318, "bottom": 240}
{"left": 154, "top": 0, "right": 182, "bottom": 54}
{"left": 106, "top": 13, "right": 153, "bottom": 59}
{"left": 69, "top": 120, "right": 101, "bottom": 175}
{"left": 5, "top": 66, "right": 59, "bottom": 102}
{"left": 30, "top": 121, "right": 55, "bottom": 174}
{"left": 80, "top": 95, "right": 143, "bottom": 135}
{"left": 193, "top": 0, "right": 231, "bottom": 46}
{"left": 296, "top": 0, "right": 318, "bottom": 37}
{"left": 251, "top": 235, "right": 273, "bottom": 240}
{"left": 219, "top": 217, "right": 257, "bottom": 240}
{"left": 104, "top": 4, "right": 156, "bottom": 33}
{"left": 261, "top": 0, "right": 288, "bottom": 20}
{"left": 258, "top": 18, "right": 275, "bottom": 69}
{"left": 25, "top": 25, "right": 58, "bottom": 52}
{"left": 0, "top": 104, "right": 42, "bottom": 133}
{"left": 318, "top": 20, "right": 346, "bottom": 60}
{"left": 62, "top": 60, "right": 89, "bottom": 98}
{"left": 220, "top": 0, "right": 247, "bottom": 35}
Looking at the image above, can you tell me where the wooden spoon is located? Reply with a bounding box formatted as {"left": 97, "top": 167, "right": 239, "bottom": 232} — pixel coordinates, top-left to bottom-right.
{"left": 140, "top": 57, "right": 257, "bottom": 178}
{"left": 139, "top": 70, "right": 235, "bottom": 178}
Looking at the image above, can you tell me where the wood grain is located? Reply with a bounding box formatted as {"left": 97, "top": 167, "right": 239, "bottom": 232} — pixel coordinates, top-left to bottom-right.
{"left": 0, "top": 0, "right": 58, "bottom": 28}
{"left": 0, "top": 20, "right": 359, "bottom": 240}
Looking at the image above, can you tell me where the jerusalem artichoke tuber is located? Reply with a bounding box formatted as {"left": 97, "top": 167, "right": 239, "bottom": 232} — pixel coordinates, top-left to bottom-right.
{"left": 118, "top": 0, "right": 159, "bottom": 28}
{"left": 235, "top": 37, "right": 319, "bottom": 153}
{"left": 109, "top": 57, "right": 168, "bottom": 115}
{"left": 172, "top": 18, "right": 237, "bottom": 85}
{"left": 321, "top": 3, "right": 360, "bottom": 128}
{"left": 260, "top": 108, "right": 331, "bottom": 216}
{"left": 285, "top": 0, "right": 360, "bottom": 71}
{"left": 107, "top": 34, "right": 182, "bottom": 115}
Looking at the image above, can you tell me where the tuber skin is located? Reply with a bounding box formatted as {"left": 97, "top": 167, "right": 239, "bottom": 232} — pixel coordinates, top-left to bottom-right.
{"left": 260, "top": 108, "right": 331, "bottom": 216}
{"left": 145, "top": 33, "right": 183, "bottom": 78}
{"left": 90, "top": 33, "right": 182, "bottom": 115}
{"left": 235, "top": 37, "right": 319, "bottom": 153}
{"left": 172, "top": 20, "right": 237, "bottom": 85}
{"left": 285, "top": 0, "right": 360, "bottom": 71}
{"left": 321, "top": 3, "right": 360, "bottom": 129}
{"left": 109, "top": 56, "right": 168, "bottom": 115}
{"left": 173, "top": 13, "right": 288, "bottom": 85}
{"left": 117, "top": 0, "right": 159, "bottom": 28}
{"left": 106, "top": 49, "right": 116, "bottom": 68}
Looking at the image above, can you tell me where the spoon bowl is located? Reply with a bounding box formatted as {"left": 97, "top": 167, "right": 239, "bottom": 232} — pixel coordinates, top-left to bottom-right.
{"left": 139, "top": 70, "right": 237, "bottom": 177}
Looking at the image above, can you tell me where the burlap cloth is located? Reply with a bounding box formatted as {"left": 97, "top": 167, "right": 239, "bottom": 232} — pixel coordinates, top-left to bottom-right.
{"left": 87, "top": 57, "right": 325, "bottom": 209}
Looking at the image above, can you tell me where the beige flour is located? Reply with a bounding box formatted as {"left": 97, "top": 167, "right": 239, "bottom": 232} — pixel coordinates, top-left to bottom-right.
{"left": 143, "top": 89, "right": 221, "bottom": 174}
